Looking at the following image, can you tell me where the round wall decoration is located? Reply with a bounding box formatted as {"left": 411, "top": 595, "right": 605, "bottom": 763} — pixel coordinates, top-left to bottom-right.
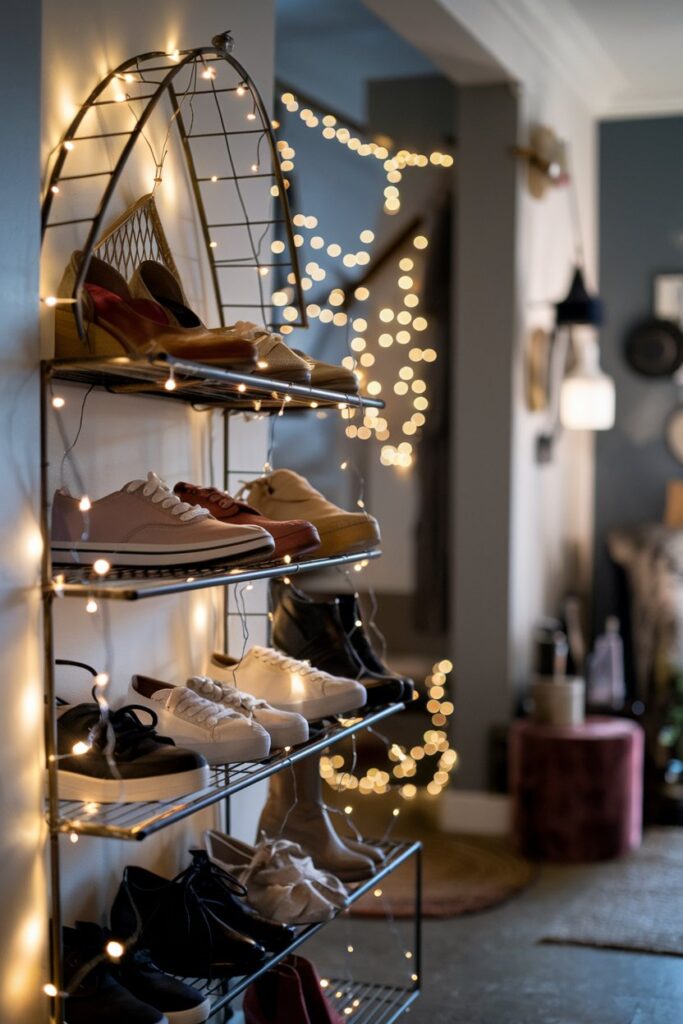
{"left": 624, "top": 318, "right": 683, "bottom": 378}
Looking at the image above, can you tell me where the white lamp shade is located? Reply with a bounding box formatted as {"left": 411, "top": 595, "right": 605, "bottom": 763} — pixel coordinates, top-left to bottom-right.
{"left": 560, "top": 373, "right": 615, "bottom": 430}
{"left": 559, "top": 328, "right": 615, "bottom": 431}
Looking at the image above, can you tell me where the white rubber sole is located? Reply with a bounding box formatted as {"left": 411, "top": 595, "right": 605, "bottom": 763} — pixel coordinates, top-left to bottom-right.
{"left": 51, "top": 534, "right": 274, "bottom": 568}
{"left": 175, "top": 734, "right": 271, "bottom": 765}
{"left": 166, "top": 998, "right": 212, "bottom": 1024}
{"left": 266, "top": 719, "right": 310, "bottom": 748}
{"left": 268, "top": 685, "right": 368, "bottom": 722}
{"left": 56, "top": 763, "right": 210, "bottom": 803}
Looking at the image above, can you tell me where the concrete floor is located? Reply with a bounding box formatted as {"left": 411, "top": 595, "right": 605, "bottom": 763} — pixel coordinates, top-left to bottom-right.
{"left": 305, "top": 858, "right": 683, "bottom": 1024}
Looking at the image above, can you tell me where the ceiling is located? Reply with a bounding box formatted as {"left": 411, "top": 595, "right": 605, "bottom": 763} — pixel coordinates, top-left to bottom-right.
{"left": 568, "top": 0, "right": 683, "bottom": 116}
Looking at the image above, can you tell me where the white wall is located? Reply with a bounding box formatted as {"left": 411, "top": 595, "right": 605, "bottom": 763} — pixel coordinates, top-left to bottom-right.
{"left": 365, "top": 0, "right": 598, "bottom": 787}
{"left": 40, "top": 0, "right": 274, "bottom": 963}
{"left": 0, "top": 3, "right": 45, "bottom": 1019}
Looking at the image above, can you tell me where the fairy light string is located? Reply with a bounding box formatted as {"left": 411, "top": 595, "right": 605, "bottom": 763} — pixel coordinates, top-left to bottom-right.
{"left": 272, "top": 88, "right": 450, "bottom": 471}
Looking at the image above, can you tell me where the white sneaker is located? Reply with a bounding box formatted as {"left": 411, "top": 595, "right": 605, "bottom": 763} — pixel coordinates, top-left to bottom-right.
{"left": 130, "top": 675, "right": 271, "bottom": 764}
{"left": 187, "top": 676, "right": 309, "bottom": 748}
{"left": 210, "top": 646, "right": 367, "bottom": 721}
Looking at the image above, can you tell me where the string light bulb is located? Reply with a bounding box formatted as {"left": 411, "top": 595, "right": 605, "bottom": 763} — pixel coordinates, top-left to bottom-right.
{"left": 93, "top": 558, "right": 110, "bottom": 576}
{"left": 51, "top": 395, "right": 65, "bottom": 408}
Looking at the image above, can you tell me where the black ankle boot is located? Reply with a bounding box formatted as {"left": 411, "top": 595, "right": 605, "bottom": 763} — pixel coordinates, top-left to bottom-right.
{"left": 186, "top": 849, "right": 296, "bottom": 952}
{"left": 336, "top": 593, "right": 414, "bottom": 701}
{"left": 110, "top": 863, "right": 267, "bottom": 979}
{"left": 271, "top": 583, "right": 405, "bottom": 707}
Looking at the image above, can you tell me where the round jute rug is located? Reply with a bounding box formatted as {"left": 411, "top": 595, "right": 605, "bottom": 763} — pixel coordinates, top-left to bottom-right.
{"left": 350, "top": 835, "right": 537, "bottom": 919}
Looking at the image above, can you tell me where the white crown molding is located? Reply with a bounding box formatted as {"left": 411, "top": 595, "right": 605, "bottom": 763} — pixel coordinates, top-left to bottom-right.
{"left": 487, "top": 0, "right": 626, "bottom": 115}
{"left": 602, "top": 93, "right": 683, "bottom": 120}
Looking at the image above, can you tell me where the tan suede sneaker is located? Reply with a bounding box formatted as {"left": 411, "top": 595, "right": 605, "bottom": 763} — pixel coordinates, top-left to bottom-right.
{"left": 243, "top": 469, "right": 380, "bottom": 558}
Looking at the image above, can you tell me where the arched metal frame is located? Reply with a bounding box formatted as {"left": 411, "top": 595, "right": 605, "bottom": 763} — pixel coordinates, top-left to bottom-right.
{"left": 41, "top": 31, "right": 307, "bottom": 337}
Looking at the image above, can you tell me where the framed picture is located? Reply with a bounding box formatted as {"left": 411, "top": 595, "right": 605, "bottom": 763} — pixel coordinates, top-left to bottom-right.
{"left": 655, "top": 273, "right": 683, "bottom": 325}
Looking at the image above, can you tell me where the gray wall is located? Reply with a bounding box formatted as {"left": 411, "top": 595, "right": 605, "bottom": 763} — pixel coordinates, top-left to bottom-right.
{"left": 452, "top": 84, "right": 518, "bottom": 788}
{"left": 594, "top": 117, "right": 683, "bottom": 633}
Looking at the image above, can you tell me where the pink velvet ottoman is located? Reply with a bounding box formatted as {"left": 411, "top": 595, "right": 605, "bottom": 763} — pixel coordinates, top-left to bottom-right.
{"left": 509, "top": 717, "right": 644, "bottom": 861}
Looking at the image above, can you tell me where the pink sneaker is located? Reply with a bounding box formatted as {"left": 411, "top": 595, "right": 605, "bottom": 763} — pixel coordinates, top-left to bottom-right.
{"left": 51, "top": 471, "right": 275, "bottom": 568}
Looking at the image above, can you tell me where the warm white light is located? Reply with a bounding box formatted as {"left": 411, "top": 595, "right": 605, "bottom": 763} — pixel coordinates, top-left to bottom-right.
{"left": 559, "top": 329, "right": 615, "bottom": 431}
{"left": 63, "top": 140, "right": 74, "bottom": 151}
{"left": 106, "top": 940, "right": 124, "bottom": 959}
{"left": 43, "top": 984, "right": 58, "bottom": 998}
{"left": 51, "top": 395, "right": 65, "bottom": 408}
{"left": 85, "top": 599, "right": 98, "bottom": 614}
{"left": 78, "top": 496, "right": 91, "bottom": 512}
{"left": 93, "top": 558, "right": 110, "bottom": 575}
{"left": 71, "top": 741, "right": 90, "bottom": 755}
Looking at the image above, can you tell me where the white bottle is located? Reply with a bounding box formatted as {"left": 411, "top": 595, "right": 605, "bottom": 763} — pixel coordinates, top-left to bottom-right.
{"left": 587, "top": 616, "right": 625, "bottom": 709}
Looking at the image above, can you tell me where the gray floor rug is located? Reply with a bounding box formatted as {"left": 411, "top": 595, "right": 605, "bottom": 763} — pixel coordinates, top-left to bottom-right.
{"left": 542, "top": 828, "right": 683, "bottom": 956}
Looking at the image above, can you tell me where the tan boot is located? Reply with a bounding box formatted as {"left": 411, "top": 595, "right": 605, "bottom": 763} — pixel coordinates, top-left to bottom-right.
{"left": 257, "top": 757, "right": 375, "bottom": 882}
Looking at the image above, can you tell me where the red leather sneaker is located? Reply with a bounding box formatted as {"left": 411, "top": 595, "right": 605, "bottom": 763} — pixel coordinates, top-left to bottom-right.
{"left": 174, "top": 482, "right": 321, "bottom": 560}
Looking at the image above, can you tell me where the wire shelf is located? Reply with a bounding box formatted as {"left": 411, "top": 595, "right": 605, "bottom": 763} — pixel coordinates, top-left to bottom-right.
{"left": 51, "top": 548, "right": 381, "bottom": 601}
{"left": 171, "top": 840, "right": 421, "bottom": 1020}
{"left": 55, "top": 702, "right": 403, "bottom": 839}
{"left": 45, "top": 354, "right": 384, "bottom": 411}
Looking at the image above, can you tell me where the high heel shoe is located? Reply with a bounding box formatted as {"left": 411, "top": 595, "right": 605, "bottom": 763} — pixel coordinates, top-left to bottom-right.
{"left": 204, "top": 830, "right": 348, "bottom": 924}
{"left": 55, "top": 252, "right": 257, "bottom": 369}
{"left": 130, "top": 260, "right": 312, "bottom": 383}
{"left": 243, "top": 962, "right": 313, "bottom": 1024}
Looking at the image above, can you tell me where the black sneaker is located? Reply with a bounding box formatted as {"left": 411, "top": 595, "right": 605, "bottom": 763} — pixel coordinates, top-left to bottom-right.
{"left": 271, "top": 582, "right": 406, "bottom": 707}
{"left": 110, "top": 864, "right": 267, "bottom": 979}
{"left": 74, "top": 923, "right": 211, "bottom": 1024}
{"left": 56, "top": 694, "right": 210, "bottom": 802}
{"left": 63, "top": 926, "right": 163, "bottom": 1024}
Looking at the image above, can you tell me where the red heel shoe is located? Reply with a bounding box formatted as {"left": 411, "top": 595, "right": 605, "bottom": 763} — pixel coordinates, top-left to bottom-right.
{"left": 55, "top": 251, "right": 257, "bottom": 369}
{"left": 243, "top": 962, "right": 312, "bottom": 1024}
{"left": 285, "top": 956, "right": 343, "bottom": 1024}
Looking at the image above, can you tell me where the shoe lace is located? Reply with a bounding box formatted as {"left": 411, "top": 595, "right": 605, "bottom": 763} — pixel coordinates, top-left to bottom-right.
{"left": 183, "top": 849, "right": 249, "bottom": 900}
{"left": 170, "top": 688, "right": 242, "bottom": 728}
{"left": 126, "top": 471, "right": 211, "bottom": 522}
{"left": 90, "top": 698, "right": 170, "bottom": 755}
{"left": 253, "top": 646, "right": 331, "bottom": 685}
{"left": 190, "top": 676, "right": 263, "bottom": 714}
{"left": 184, "top": 486, "right": 257, "bottom": 516}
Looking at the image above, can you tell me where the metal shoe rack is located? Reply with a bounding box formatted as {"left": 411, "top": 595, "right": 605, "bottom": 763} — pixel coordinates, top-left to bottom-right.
{"left": 40, "top": 32, "right": 422, "bottom": 1024}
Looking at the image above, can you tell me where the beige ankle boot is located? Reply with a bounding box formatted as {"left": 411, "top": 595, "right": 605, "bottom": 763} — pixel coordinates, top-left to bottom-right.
{"left": 257, "top": 758, "right": 375, "bottom": 882}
